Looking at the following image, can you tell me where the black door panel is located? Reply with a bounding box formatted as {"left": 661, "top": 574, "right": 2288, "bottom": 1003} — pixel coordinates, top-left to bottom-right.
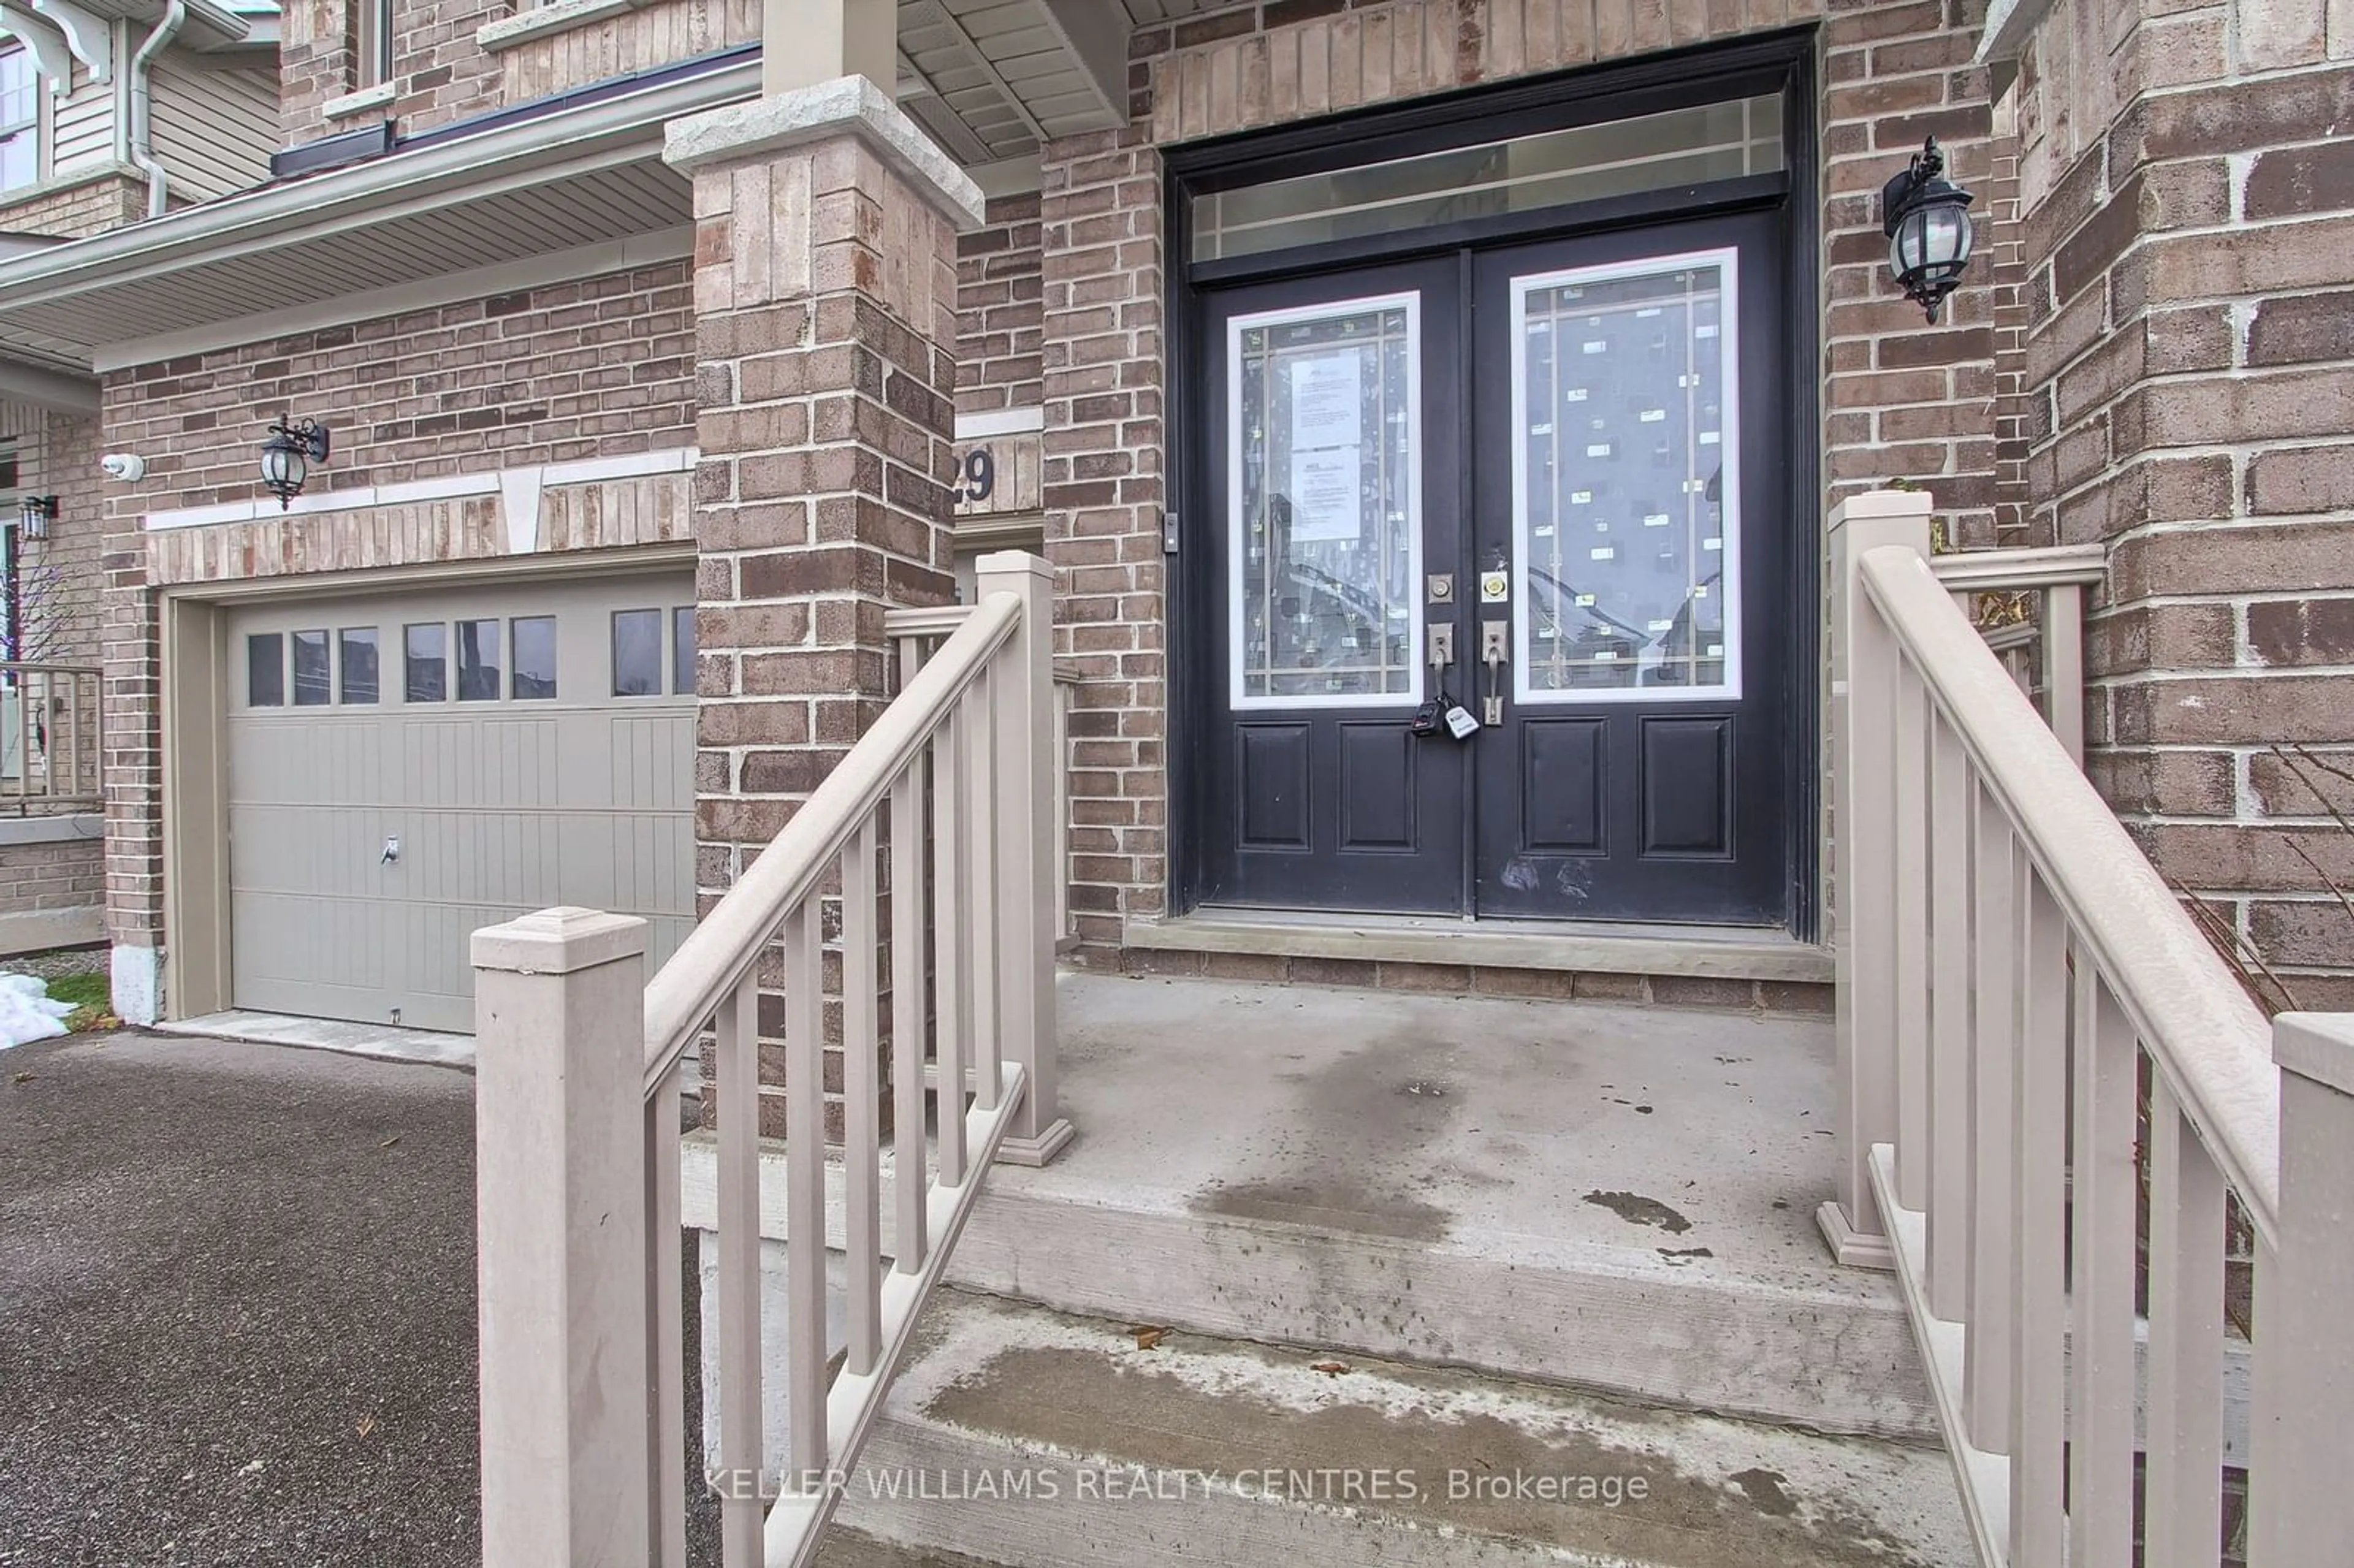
{"left": 1196, "top": 258, "right": 1468, "bottom": 913}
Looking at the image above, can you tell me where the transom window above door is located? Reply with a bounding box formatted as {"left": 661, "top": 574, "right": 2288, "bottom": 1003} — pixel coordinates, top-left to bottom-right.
{"left": 1190, "top": 93, "right": 1783, "bottom": 263}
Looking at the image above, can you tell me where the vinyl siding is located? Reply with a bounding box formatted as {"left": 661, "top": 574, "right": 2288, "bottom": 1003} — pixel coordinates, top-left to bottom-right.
{"left": 148, "top": 59, "right": 275, "bottom": 203}
{"left": 49, "top": 63, "right": 115, "bottom": 177}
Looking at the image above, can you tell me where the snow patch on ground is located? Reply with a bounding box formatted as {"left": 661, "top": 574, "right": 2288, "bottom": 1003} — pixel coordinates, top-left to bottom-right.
{"left": 0, "top": 971, "right": 74, "bottom": 1048}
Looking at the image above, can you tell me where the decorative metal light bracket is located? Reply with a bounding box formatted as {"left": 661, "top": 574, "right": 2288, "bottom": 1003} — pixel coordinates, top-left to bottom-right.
{"left": 1881, "top": 136, "right": 1976, "bottom": 324}
{"left": 260, "top": 419, "right": 331, "bottom": 510}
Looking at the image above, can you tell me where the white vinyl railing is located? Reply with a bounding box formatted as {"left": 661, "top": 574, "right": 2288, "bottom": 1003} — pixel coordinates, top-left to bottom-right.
{"left": 1925, "top": 542, "right": 2103, "bottom": 764}
{"left": 0, "top": 661, "right": 101, "bottom": 811}
{"left": 1823, "top": 491, "right": 2354, "bottom": 1564}
{"left": 887, "top": 605, "right": 1080, "bottom": 951}
{"left": 471, "top": 552, "right": 1069, "bottom": 1568}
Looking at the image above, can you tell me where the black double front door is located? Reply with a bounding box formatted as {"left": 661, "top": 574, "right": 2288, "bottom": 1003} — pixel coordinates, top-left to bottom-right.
{"left": 1193, "top": 209, "right": 1793, "bottom": 926}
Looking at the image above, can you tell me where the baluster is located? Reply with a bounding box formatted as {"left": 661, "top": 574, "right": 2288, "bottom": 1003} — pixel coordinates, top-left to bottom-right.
{"left": 932, "top": 709, "right": 969, "bottom": 1187}
{"left": 1893, "top": 658, "right": 1930, "bottom": 1211}
{"left": 890, "top": 768, "right": 928, "bottom": 1274}
{"left": 2041, "top": 583, "right": 2085, "bottom": 767}
{"left": 645, "top": 1059, "right": 687, "bottom": 1568}
{"left": 1963, "top": 790, "right": 2017, "bottom": 1453}
{"left": 2009, "top": 871, "right": 2068, "bottom": 1562}
{"left": 842, "top": 821, "right": 882, "bottom": 1376}
{"left": 2066, "top": 968, "right": 2138, "bottom": 1562}
{"left": 781, "top": 905, "right": 827, "bottom": 1485}
{"left": 966, "top": 667, "right": 1000, "bottom": 1113}
{"left": 714, "top": 972, "right": 763, "bottom": 1564}
{"left": 1926, "top": 711, "right": 1973, "bottom": 1320}
{"left": 2144, "top": 1076, "right": 2225, "bottom": 1568}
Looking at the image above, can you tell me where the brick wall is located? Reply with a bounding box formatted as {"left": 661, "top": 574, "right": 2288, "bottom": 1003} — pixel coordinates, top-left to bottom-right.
{"left": 493, "top": 0, "right": 760, "bottom": 108}
{"left": 281, "top": 0, "right": 361, "bottom": 144}
{"left": 97, "top": 262, "right": 697, "bottom": 953}
{"left": 955, "top": 193, "right": 1045, "bottom": 419}
{"left": 2013, "top": 0, "right": 2354, "bottom": 1006}
{"left": 101, "top": 262, "right": 695, "bottom": 514}
{"left": 1043, "top": 0, "right": 2000, "bottom": 954}
{"left": 0, "top": 838, "right": 104, "bottom": 920}
{"left": 283, "top": 0, "right": 758, "bottom": 147}
{"left": 0, "top": 172, "right": 147, "bottom": 240}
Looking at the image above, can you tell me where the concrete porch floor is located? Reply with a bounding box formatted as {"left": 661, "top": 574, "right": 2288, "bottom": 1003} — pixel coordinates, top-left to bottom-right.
{"left": 1037, "top": 970, "right": 1858, "bottom": 1282}
{"left": 939, "top": 971, "right": 1933, "bottom": 1437}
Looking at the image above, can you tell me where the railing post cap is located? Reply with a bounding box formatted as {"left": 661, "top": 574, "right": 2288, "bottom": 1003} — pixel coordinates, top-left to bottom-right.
{"left": 972, "top": 549, "right": 1054, "bottom": 580}
{"left": 2274, "top": 1012, "right": 2354, "bottom": 1096}
{"left": 471, "top": 906, "right": 648, "bottom": 975}
{"left": 1829, "top": 488, "right": 1936, "bottom": 525}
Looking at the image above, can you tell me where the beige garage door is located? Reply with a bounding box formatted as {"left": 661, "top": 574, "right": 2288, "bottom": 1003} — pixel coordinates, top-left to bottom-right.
{"left": 225, "top": 572, "right": 696, "bottom": 1033}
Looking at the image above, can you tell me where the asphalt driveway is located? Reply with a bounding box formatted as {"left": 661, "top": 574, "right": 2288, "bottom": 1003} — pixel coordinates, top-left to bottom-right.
{"left": 0, "top": 1029, "right": 715, "bottom": 1567}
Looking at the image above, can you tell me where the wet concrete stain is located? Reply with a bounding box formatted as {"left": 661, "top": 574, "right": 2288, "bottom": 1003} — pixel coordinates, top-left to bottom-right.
{"left": 1730, "top": 1467, "right": 1799, "bottom": 1517}
{"left": 1190, "top": 1037, "right": 1461, "bottom": 1244}
{"left": 920, "top": 1302, "right": 1951, "bottom": 1568}
{"left": 1657, "top": 1246, "right": 1715, "bottom": 1265}
{"left": 1582, "top": 1190, "right": 1694, "bottom": 1235}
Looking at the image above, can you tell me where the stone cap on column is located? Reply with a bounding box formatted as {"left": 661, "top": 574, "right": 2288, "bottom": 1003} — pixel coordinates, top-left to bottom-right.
{"left": 663, "top": 74, "right": 986, "bottom": 232}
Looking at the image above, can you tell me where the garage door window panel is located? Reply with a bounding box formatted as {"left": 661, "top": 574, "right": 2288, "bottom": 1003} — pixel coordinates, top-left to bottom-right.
{"left": 456, "top": 619, "right": 501, "bottom": 701}
{"left": 340, "top": 629, "right": 380, "bottom": 704}
{"left": 247, "top": 633, "right": 285, "bottom": 707}
{"left": 405, "top": 623, "right": 447, "bottom": 702}
{"left": 292, "top": 630, "right": 332, "bottom": 706}
{"left": 613, "top": 609, "right": 662, "bottom": 696}
{"left": 672, "top": 607, "right": 695, "bottom": 695}
{"left": 512, "top": 617, "right": 558, "bottom": 700}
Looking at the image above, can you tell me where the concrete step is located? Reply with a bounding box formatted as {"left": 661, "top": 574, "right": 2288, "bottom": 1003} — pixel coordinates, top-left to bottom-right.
{"left": 950, "top": 973, "right": 1937, "bottom": 1441}
{"left": 829, "top": 1290, "right": 1973, "bottom": 1568}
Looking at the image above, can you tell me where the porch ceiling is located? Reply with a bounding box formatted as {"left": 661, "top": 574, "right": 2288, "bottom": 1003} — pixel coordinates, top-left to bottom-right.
{"left": 895, "top": 0, "right": 1135, "bottom": 167}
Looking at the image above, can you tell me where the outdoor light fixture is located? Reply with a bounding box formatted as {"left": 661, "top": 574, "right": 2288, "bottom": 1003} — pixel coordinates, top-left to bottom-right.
{"left": 17, "top": 495, "right": 56, "bottom": 541}
{"left": 1881, "top": 137, "right": 1975, "bottom": 324}
{"left": 259, "top": 419, "right": 330, "bottom": 509}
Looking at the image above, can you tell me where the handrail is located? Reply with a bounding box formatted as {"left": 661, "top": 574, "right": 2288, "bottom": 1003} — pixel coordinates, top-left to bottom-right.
{"left": 1859, "top": 546, "right": 2280, "bottom": 1237}
{"left": 641, "top": 591, "right": 1023, "bottom": 1095}
{"left": 1924, "top": 541, "right": 2105, "bottom": 592}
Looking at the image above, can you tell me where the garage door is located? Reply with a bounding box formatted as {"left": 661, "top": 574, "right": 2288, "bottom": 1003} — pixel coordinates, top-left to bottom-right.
{"left": 225, "top": 572, "right": 696, "bottom": 1033}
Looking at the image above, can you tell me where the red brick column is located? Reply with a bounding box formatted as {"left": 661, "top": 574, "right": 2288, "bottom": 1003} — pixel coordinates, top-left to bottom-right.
{"left": 666, "top": 78, "right": 980, "bottom": 1136}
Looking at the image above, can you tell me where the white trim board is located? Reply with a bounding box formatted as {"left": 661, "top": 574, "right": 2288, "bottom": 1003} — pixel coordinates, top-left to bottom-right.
{"left": 92, "top": 227, "right": 695, "bottom": 371}
{"left": 143, "top": 446, "right": 699, "bottom": 550}
{"left": 954, "top": 406, "right": 1045, "bottom": 440}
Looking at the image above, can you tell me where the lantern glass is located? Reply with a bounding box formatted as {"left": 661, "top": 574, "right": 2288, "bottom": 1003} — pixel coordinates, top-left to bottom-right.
{"left": 261, "top": 437, "right": 305, "bottom": 495}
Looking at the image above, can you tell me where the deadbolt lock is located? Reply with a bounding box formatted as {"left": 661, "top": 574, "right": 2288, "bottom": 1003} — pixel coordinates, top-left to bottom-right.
{"left": 1427, "top": 574, "right": 1455, "bottom": 603}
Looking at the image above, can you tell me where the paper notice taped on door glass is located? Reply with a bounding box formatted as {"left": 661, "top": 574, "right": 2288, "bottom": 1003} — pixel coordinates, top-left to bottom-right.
{"left": 1289, "top": 351, "right": 1363, "bottom": 453}
{"left": 1287, "top": 446, "right": 1362, "bottom": 542}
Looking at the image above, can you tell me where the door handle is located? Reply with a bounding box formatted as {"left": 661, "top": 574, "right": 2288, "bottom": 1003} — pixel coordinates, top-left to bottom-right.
{"left": 1481, "top": 619, "right": 1508, "bottom": 725}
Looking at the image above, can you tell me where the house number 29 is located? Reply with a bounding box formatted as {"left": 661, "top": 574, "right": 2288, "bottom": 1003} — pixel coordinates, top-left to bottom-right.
{"left": 956, "top": 448, "right": 996, "bottom": 503}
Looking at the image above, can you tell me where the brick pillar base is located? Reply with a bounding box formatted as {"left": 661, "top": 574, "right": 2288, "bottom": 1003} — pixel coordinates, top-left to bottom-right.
{"left": 666, "top": 77, "right": 983, "bottom": 1140}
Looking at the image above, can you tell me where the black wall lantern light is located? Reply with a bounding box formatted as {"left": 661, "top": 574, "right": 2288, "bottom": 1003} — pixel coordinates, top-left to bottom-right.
{"left": 260, "top": 419, "right": 330, "bottom": 509}
{"left": 17, "top": 495, "right": 56, "bottom": 542}
{"left": 1881, "top": 137, "right": 1975, "bottom": 324}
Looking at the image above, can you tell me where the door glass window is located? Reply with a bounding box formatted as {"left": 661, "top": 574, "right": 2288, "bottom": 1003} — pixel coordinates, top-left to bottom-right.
{"left": 455, "top": 618, "right": 501, "bottom": 701}
{"left": 340, "top": 628, "right": 379, "bottom": 704}
{"left": 291, "top": 630, "right": 332, "bottom": 706}
{"left": 405, "top": 623, "right": 447, "bottom": 702}
{"left": 1228, "top": 292, "right": 1421, "bottom": 708}
{"left": 246, "top": 633, "right": 284, "bottom": 707}
{"left": 612, "top": 609, "right": 662, "bottom": 696}
{"left": 511, "top": 616, "right": 557, "bottom": 699}
{"left": 1510, "top": 249, "right": 1739, "bottom": 704}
